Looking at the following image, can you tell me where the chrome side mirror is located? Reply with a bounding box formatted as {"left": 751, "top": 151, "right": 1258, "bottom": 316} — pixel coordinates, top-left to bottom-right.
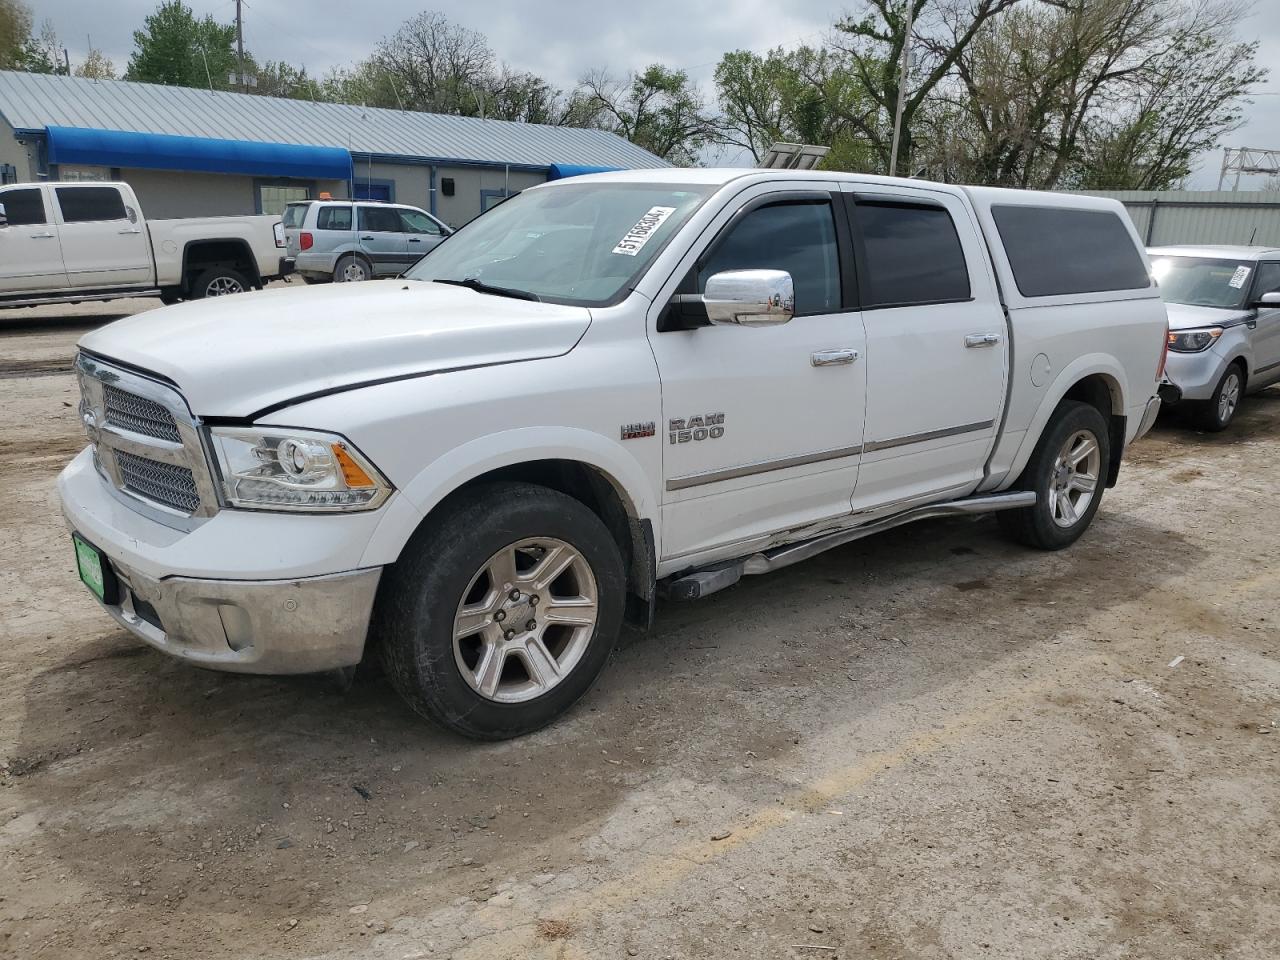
{"left": 1255, "top": 291, "right": 1280, "bottom": 307}
{"left": 0, "top": 203, "right": 7, "bottom": 228}
{"left": 702, "top": 269, "right": 794, "bottom": 326}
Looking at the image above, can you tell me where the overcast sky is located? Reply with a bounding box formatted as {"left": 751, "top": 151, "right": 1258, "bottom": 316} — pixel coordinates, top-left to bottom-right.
{"left": 26, "top": 0, "right": 1280, "bottom": 187}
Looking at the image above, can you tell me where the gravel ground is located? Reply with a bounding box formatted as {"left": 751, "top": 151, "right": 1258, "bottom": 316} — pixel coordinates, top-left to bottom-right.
{"left": 1, "top": 295, "right": 1277, "bottom": 960}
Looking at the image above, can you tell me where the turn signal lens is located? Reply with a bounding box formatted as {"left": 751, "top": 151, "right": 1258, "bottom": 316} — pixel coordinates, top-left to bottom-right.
{"left": 332, "top": 443, "right": 376, "bottom": 488}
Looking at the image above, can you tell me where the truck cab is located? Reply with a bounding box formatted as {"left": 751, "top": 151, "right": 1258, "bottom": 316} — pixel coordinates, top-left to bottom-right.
{"left": 57, "top": 169, "right": 1168, "bottom": 739}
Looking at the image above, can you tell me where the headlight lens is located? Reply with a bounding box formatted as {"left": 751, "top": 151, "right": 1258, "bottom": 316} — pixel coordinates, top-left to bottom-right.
{"left": 1167, "top": 328, "right": 1223, "bottom": 353}
{"left": 209, "top": 427, "right": 392, "bottom": 512}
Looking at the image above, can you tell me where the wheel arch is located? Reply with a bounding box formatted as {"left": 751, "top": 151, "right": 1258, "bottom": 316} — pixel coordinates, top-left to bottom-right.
{"left": 360, "top": 429, "right": 660, "bottom": 626}
{"left": 182, "top": 238, "right": 261, "bottom": 291}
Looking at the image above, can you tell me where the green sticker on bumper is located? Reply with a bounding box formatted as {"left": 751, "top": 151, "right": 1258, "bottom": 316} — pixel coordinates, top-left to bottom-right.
{"left": 74, "top": 536, "right": 106, "bottom": 602}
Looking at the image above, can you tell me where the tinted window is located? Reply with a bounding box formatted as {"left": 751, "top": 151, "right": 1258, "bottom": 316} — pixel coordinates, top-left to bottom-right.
{"left": 400, "top": 209, "right": 443, "bottom": 235}
{"left": 699, "top": 201, "right": 841, "bottom": 315}
{"left": 282, "top": 202, "right": 311, "bottom": 229}
{"left": 1255, "top": 262, "right": 1280, "bottom": 299}
{"left": 992, "top": 205, "right": 1149, "bottom": 297}
{"left": 317, "top": 205, "right": 353, "bottom": 231}
{"left": 0, "top": 188, "right": 45, "bottom": 226}
{"left": 856, "top": 202, "right": 970, "bottom": 308}
{"left": 359, "top": 206, "right": 402, "bottom": 233}
{"left": 56, "top": 186, "right": 127, "bottom": 223}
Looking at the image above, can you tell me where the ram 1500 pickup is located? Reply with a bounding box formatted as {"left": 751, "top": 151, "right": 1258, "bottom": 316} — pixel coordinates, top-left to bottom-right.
{"left": 0, "top": 180, "right": 288, "bottom": 308}
{"left": 58, "top": 168, "right": 1169, "bottom": 739}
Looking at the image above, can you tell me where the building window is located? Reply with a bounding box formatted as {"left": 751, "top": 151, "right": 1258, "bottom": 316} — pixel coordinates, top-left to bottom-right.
{"left": 257, "top": 183, "right": 312, "bottom": 216}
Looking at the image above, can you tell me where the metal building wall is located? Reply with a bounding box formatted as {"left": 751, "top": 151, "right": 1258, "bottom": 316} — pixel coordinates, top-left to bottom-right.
{"left": 1078, "top": 190, "right": 1280, "bottom": 247}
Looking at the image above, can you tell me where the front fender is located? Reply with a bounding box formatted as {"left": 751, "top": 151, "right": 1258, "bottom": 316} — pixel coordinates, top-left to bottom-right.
{"left": 358, "top": 426, "right": 659, "bottom": 567}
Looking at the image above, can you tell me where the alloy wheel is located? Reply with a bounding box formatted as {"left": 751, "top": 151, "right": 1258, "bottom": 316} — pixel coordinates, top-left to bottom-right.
{"left": 1048, "top": 429, "right": 1101, "bottom": 528}
{"left": 452, "top": 538, "right": 599, "bottom": 703}
{"left": 1218, "top": 371, "right": 1241, "bottom": 425}
{"left": 205, "top": 276, "right": 244, "bottom": 296}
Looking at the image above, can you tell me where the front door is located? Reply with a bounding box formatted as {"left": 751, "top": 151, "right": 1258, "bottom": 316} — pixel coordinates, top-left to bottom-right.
{"left": 0, "top": 185, "right": 67, "bottom": 293}
{"left": 648, "top": 187, "right": 867, "bottom": 562}
{"left": 1249, "top": 261, "right": 1280, "bottom": 385}
{"left": 53, "top": 185, "right": 152, "bottom": 287}
{"left": 841, "top": 185, "right": 1008, "bottom": 512}
{"left": 398, "top": 208, "right": 448, "bottom": 267}
{"left": 356, "top": 205, "right": 409, "bottom": 276}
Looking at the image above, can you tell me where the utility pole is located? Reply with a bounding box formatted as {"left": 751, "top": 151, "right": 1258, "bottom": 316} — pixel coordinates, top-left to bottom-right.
{"left": 235, "top": 0, "right": 245, "bottom": 91}
{"left": 888, "top": 0, "right": 916, "bottom": 178}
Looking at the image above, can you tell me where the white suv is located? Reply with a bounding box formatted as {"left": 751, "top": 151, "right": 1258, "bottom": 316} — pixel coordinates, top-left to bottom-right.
{"left": 283, "top": 199, "right": 452, "bottom": 283}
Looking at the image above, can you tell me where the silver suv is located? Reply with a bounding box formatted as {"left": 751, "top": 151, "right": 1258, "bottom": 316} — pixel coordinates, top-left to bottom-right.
{"left": 283, "top": 199, "right": 452, "bottom": 283}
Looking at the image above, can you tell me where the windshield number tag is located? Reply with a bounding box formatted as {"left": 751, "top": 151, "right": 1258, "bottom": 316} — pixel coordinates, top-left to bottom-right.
{"left": 1229, "top": 266, "right": 1251, "bottom": 289}
{"left": 612, "top": 206, "right": 677, "bottom": 257}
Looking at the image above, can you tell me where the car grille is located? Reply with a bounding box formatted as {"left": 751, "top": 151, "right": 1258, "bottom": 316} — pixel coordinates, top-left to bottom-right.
{"left": 103, "top": 383, "right": 182, "bottom": 443}
{"left": 115, "top": 450, "right": 202, "bottom": 514}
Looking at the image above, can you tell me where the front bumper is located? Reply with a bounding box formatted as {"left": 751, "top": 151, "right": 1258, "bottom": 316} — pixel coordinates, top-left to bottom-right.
{"left": 1163, "top": 343, "right": 1238, "bottom": 402}
{"left": 99, "top": 556, "right": 380, "bottom": 674}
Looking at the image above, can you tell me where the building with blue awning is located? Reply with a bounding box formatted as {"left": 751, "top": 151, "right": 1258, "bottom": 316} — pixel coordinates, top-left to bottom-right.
{"left": 0, "top": 72, "right": 665, "bottom": 226}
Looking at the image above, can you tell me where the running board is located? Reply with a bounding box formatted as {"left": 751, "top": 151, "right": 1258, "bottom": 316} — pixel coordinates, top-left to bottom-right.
{"left": 0, "top": 289, "right": 161, "bottom": 309}
{"left": 662, "top": 490, "right": 1037, "bottom": 601}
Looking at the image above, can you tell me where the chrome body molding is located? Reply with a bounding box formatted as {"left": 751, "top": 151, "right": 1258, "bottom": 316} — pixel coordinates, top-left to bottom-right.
{"left": 103, "top": 559, "right": 381, "bottom": 674}
{"left": 666, "top": 444, "right": 864, "bottom": 492}
{"left": 864, "top": 419, "right": 995, "bottom": 453}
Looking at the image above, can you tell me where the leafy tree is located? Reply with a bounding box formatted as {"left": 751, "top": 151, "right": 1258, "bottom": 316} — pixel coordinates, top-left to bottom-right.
{"left": 579, "top": 65, "right": 717, "bottom": 164}
{"left": 254, "top": 60, "right": 325, "bottom": 100}
{"left": 125, "top": 1, "right": 237, "bottom": 90}
{"left": 0, "top": 0, "right": 31, "bottom": 69}
{"left": 74, "top": 48, "right": 116, "bottom": 80}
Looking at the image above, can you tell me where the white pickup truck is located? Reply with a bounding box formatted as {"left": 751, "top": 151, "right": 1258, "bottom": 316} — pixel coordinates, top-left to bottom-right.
{"left": 58, "top": 169, "right": 1171, "bottom": 739}
{"left": 0, "top": 180, "right": 288, "bottom": 308}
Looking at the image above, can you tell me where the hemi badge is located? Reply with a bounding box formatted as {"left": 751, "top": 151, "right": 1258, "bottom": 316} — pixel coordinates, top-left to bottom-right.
{"left": 620, "top": 421, "right": 656, "bottom": 440}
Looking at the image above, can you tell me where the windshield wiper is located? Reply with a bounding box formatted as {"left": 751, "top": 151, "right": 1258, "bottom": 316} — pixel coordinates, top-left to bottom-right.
{"left": 432, "top": 278, "right": 541, "bottom": 302}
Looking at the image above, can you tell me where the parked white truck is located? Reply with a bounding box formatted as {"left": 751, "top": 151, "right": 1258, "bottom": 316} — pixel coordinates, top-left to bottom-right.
{"left": 0, "top": 181, "right": 289, "bottom": 308}
{"left": 58, "top": 169, "right": 1171, "bottom": 739}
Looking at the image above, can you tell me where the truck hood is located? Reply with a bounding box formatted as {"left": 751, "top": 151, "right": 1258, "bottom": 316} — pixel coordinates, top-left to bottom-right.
{"left": 78, "top": 280, "right": 591, "bottom": 418}
{"left": 1163, "top": 302, "right": 1253, "bottom": 331}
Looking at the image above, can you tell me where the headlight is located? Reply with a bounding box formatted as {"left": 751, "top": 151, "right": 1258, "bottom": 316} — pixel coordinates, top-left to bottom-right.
{"left": 209, "top": 427, "right": 392, "bottom": 512}
{"left": 1167, "top": 328, "right": 1223, "bottom": 353}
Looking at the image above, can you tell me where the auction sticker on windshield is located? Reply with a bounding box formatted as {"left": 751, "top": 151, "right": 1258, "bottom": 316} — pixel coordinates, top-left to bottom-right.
{"left": 1229, "top": 265, "right": 1251, "bottom": 289}
{"left": 612, "top": 206, "right": 677, "bottom": 256}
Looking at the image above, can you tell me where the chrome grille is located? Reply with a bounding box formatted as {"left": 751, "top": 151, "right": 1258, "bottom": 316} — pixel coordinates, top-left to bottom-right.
{"left": 115, "top": 450, "right": 202, "bottom": 514}
{"left": 103, "top": 383, "right": 182, "bottom": 443}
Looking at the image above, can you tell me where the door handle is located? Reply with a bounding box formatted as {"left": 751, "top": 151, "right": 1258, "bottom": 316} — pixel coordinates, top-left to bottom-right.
{"left": 964, "top": 334, "right": 1002, "bottom": 348}
{"left": 118, "top": 228, "right": 141, "bottom": 235}
{"left": 811, "top": 348, "right": 860, "bottom": 367}
{"left": 360, "top": 234, "right": 375, "bottom": 240}
{"left": 408, "top": 237, "right": 421, "bottom": 243}
{"left": 29, "top": 232, "right": 55, "bottom": 239}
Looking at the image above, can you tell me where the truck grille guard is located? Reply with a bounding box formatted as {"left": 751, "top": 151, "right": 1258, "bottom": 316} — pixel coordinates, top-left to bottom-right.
{"left": 75, "top": 353, "right": 220, "bottom": 529}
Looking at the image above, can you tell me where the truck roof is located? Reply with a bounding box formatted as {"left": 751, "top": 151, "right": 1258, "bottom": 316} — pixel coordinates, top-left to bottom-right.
{"left": 1147, "top": 244, "right": 1280, "bottom": 260}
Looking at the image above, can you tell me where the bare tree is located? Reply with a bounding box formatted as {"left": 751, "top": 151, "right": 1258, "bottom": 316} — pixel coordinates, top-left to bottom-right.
{"left": 371, "top": 11, "right": 496, "bottom": 115}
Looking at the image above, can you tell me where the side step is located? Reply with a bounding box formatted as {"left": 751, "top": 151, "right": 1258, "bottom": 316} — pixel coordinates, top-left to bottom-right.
{"left": 0, "top": 289, "right": 162, "bottom": 309}
{"left": 662, "top": 490, "right": 1036, "bottom": 601}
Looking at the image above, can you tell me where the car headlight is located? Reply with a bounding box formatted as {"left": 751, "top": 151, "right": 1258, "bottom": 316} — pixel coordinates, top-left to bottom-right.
{"left": 209, "top": 427, "right": 392, "bottom": 512}
{"left": 1167, "top": 328, "right": 1223, "bottom": 353}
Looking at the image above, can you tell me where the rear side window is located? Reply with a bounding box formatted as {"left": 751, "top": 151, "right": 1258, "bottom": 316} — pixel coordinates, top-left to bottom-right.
{"left": 358, "top": 206, "right": 402, "bottom": 233}
{"left": 55, "top": 186, "right": 127, "bottom": 223}
{"left": 1254, "top": 262, "right": 1280, "bottom": 298}
{"left": 282, "top": 203, "right": 311, "bottom": 229}
{"left": 0, "top": 188, "right": 45, "bottom": 226}
{"left": 854, "top": 202, "right": 971, "bottom": 308}
{"left": 698, "top": 200, "right": 842, "bottom": 315}
{"left": 992, "top": 205, "right": 1149, "bottom": 297}
{"left": 317, "top": 205, "right": 353, "bottom": 231}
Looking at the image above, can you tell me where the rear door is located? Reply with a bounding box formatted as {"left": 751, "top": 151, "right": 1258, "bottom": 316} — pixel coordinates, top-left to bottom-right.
{"left": 53, "top": 185, "right": 152, "bottom": 288}
{"left": 840, "top": 185, "right": 1007, "bottom": 511}
{"left": 356, "top": 205, "right": 408, "bottom": 276}
{"left": 1249, "top": 261, "right": 1280, "bottom": 384}
{"left": 0, "top": 185, "right": 68, "bottom": 293}
{"left": 398, "top": 207, "right": 449, "bottom": 267}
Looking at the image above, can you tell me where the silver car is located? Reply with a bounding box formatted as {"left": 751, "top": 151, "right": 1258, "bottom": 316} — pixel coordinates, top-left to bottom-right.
{"left": 283, "top": 199, "right": 452, "bottom": 283}
{"left": 1149, "top": 245, "right": 1280, "bottom": 430}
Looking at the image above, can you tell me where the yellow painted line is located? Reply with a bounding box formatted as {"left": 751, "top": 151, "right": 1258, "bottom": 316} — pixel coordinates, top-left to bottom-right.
{"left": 456, "top": 664, "right": 1097, "bottom": 959}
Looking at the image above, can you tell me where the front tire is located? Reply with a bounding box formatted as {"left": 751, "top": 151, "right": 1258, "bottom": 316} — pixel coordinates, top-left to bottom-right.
{"left": 998, "top": 401, "right": 1110, "bottom": 550}
{"left": 1193, "top": 363, "right": 1244, "bottom": 432}
{"left": 376, "top": 482, "right": 625, "bottom": 740}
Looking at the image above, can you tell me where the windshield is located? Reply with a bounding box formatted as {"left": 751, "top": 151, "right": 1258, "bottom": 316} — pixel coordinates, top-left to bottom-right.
{"left": 404, "top": 182, "right": 715, "bottom": 306}
{"left": 282, "top": 202, "right": 311, "bottom": 229}
{"left": 1150, "top": 256, "right": 1253, "bottom": 309}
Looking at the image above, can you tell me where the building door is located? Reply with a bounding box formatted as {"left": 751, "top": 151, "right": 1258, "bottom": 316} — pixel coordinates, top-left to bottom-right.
{"left": 354, "top": 182, "right": 393, "bottom": 202}
{"left": 53, "top": 185, "right": 151, "bottom": 288}
{"left": 0, "top": 185, "right": 68, "bottom": 293}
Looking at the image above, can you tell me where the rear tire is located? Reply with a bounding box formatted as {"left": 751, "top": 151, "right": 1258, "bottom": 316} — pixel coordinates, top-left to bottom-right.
{"left": 190, "top": 267, "right": 249, "bottom": 299}
{"left": 375, "top": 482, "right": 625, "bottom": 740}
{"left": 333, "top": 254, "right": 371, "bottom": 283}
{"left": 1192, "top": 363, "right": 1244, "bottom": 432}
{"left": 998, "top": 401, "right": 1110, "bottom": 550}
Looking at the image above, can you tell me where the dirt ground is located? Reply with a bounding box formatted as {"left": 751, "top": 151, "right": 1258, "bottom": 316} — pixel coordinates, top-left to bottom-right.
{"left": 1, "top": 295, "right": 1277, "bottom": 960}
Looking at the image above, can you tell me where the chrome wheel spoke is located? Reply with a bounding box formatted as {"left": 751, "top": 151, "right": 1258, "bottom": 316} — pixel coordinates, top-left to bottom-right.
{"left": 472, "top": 643, "right": 506, "bottom": 698}
{"left": 528, "top": 544, "right": 576, "bottom": 591}
{"left": 1068, "top": 437, "right": 1097, "bottom": 466}
{"left": 1057, "top": 490, "right": 1079, "bottom": 525}
{"left": 454, "top": 603, "right": 494, "bottom": 640}
{"left": 487, "top": 549, "right": 519, "bottom": 591}
{"left": 543, "top": 597, "right": 598, "bottom": 627}
{"left": 1070, "top": 472, "right": 1097, "bottom": 493}
{"left": 518, "top": 635, "right": 562, "bottom": 688}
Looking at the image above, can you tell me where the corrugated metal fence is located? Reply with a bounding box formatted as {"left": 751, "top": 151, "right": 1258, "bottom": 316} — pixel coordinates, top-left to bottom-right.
{"left": 1079, "top": 190, "right": 1280, "bottom": 247}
